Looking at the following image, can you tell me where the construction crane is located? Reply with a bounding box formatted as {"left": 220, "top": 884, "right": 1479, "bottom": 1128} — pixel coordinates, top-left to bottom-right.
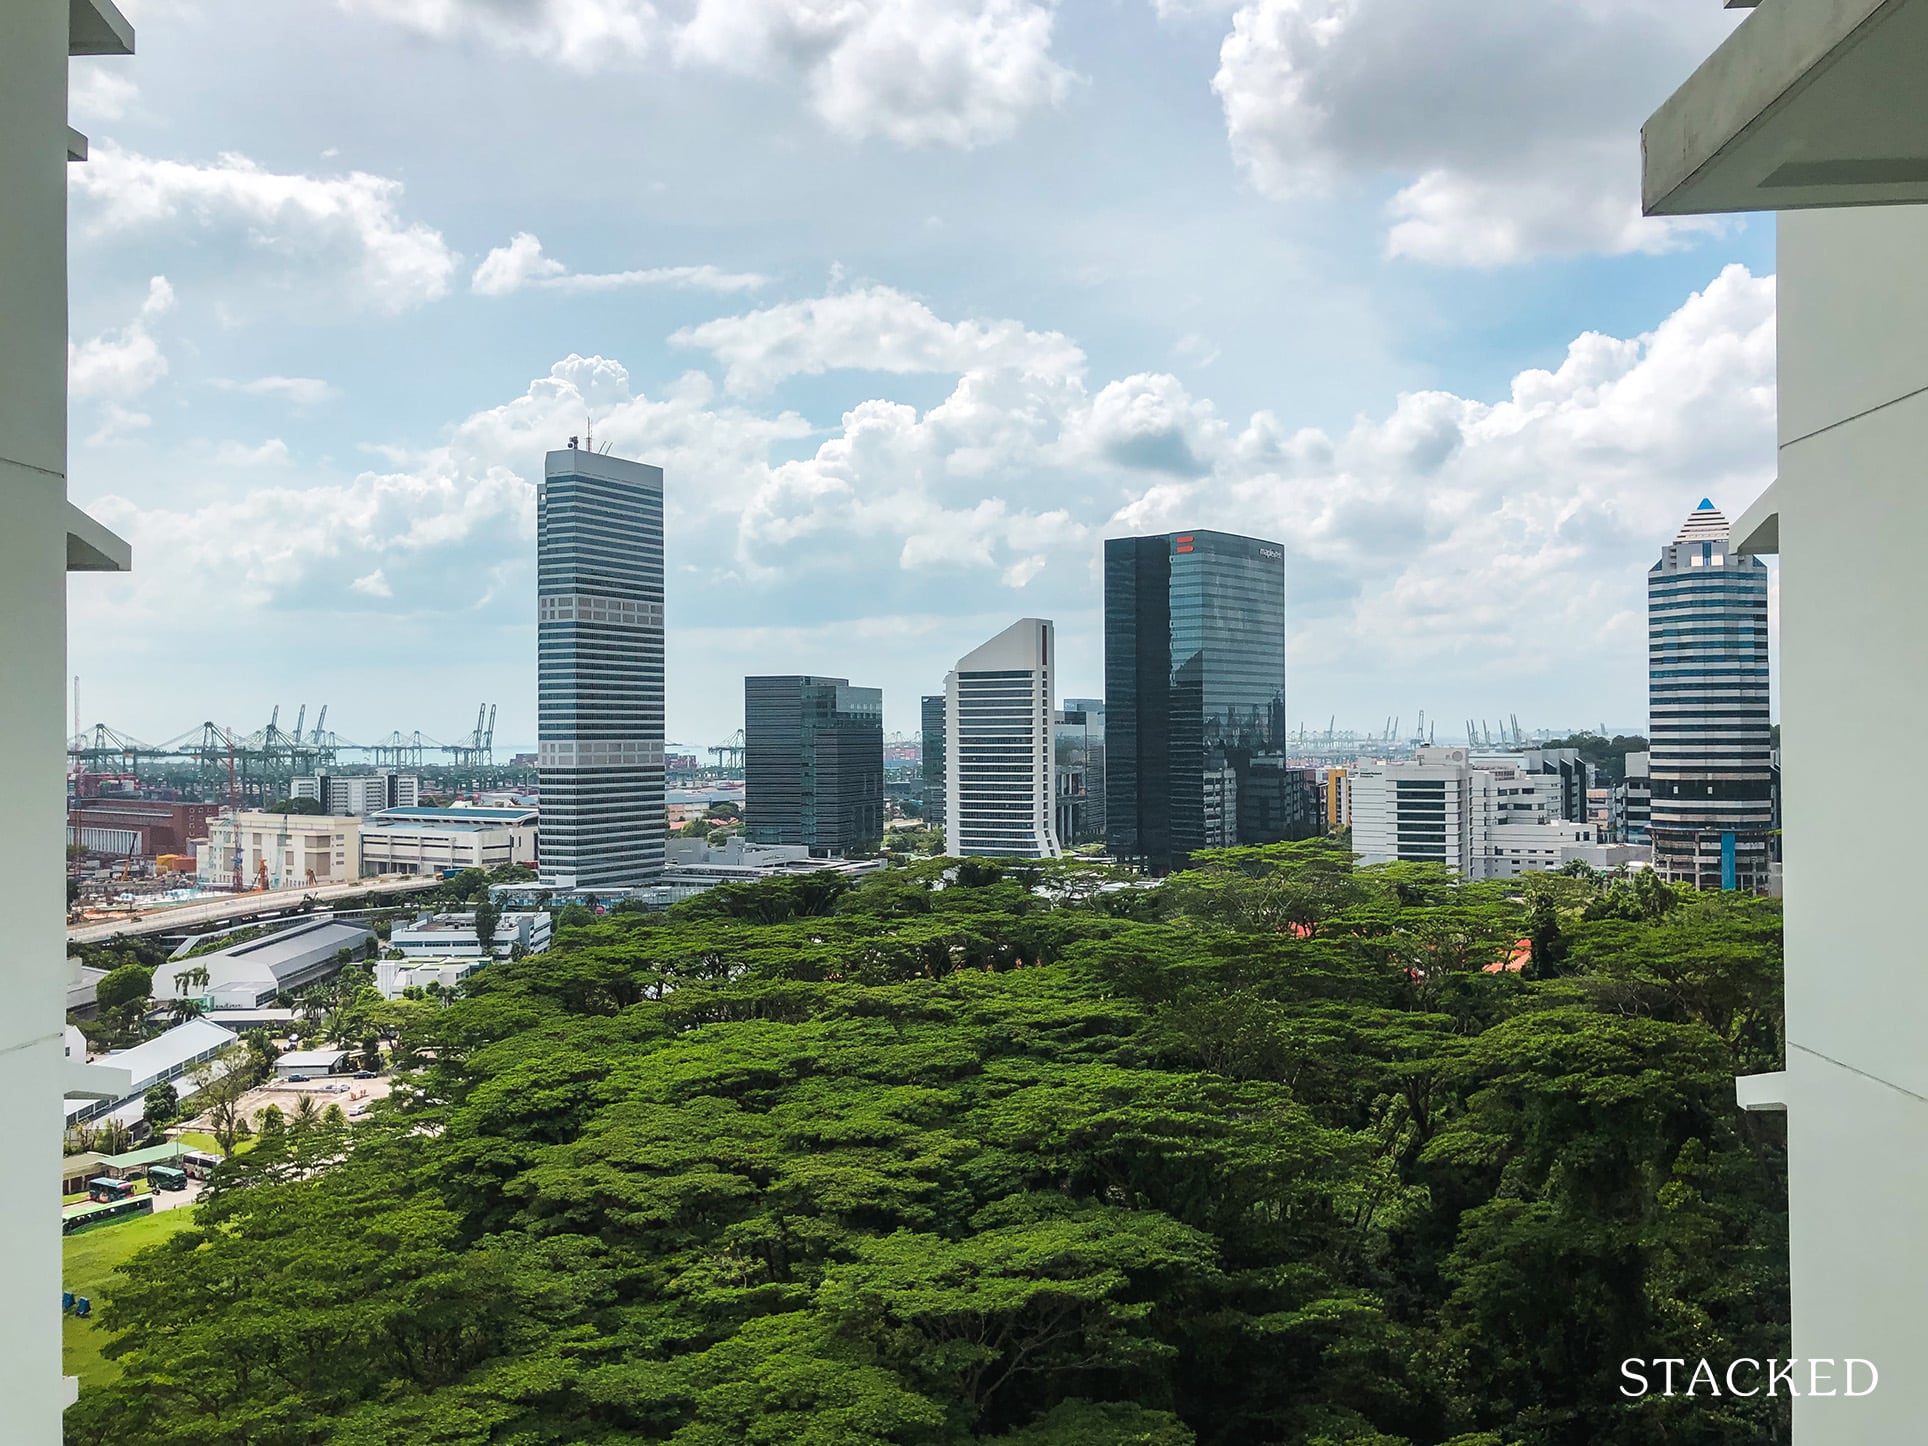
{"left": 225, "top": 729, "right": 245, "bottom": 892}
{"left": 708, "top": 728, "right": 746, "bottom": 772}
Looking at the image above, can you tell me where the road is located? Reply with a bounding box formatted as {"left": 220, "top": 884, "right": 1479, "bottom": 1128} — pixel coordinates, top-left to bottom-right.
{"left": 67, "top": 875, "right": 440, "bottom": 944}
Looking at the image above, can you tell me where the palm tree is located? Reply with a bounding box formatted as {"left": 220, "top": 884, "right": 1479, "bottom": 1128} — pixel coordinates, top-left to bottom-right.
{"left": 95, "top": 1118, "right": 133, "bottom": 1156}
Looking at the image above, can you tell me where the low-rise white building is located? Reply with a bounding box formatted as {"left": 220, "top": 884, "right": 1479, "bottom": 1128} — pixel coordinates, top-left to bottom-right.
{"left": 621, "top": 836, "right": 886, "bottom": 907}
{"left": 1353, "top": 748, "right": 1605, "bottom": 880}
{"left": 274, "top": 1048, "right": 350, "bottom": 1080}
{"left": 289, "top": 772, "right": 420, "bottom": 815}
{"left": 198, "top": 811, "right": 361, "bottom": 890}
{"left": 64, "top": 1018, "right": 238, "bottom": 1128}
{"left": 359, "top": 804, "right": 538, "bottom": 877}
{"left": 390, "top": 910, "right": 551, "bottom": 959}
{"left": 157, "top": 916, "right": 373, "bottom": 1009}
{"left": 376, "top": 957, "right": 481, "bottom": 998}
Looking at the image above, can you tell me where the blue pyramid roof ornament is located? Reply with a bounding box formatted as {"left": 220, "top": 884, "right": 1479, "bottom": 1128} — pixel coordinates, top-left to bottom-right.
{"left": 1697, "top": 498, "right": 1716, "bottom": 510}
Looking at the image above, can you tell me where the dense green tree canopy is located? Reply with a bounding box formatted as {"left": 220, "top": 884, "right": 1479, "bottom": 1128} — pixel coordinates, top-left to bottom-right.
{"left": 68, "top": 845, "right": 1788, "bottom": 1446}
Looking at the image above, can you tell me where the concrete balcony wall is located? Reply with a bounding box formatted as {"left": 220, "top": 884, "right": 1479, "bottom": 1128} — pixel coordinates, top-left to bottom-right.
{"left": 1770, "top": 204, "right": 1928, "bottom": 1441}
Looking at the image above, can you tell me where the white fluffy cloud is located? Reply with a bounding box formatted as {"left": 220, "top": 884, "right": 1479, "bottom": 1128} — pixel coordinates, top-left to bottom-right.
{"left": 341, "top": 0, "right": 1071, "bottom": 148}
{"left": 670, "top": 284, "right": 1085, "bottom": 393}
{"left": 82, "top": 355, "right": 812, "bottom": 623}
{"left": 471, "top": 232, "right": 766, "bottom": 297}
{"left": 1206, "top": 0, "right": 1736, "bottom": 265}
{"left": 71, "top": 145, "right": 458, "bottom": 312}
{"left": 79, "top": 268, "right": 1776, "bottom": 733}
{"left": 70, "top": 275, "right": 174, "bottom": 399}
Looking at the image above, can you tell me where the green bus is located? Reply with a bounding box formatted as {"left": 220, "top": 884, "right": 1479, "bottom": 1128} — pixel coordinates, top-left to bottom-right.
{"left": 87, "top": 1177, "right": 133, "bottom": 1204}
{"left": 63, "top": 1194, "right": 153, "bottom": 1234}
{"left": 147, "top": 1164, "right": 188, "bottom": 1192}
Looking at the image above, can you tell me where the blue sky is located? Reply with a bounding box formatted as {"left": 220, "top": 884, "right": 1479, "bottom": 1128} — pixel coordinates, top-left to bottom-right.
{"left": 67, "top": 0, "right": 1777, "bottom": 752}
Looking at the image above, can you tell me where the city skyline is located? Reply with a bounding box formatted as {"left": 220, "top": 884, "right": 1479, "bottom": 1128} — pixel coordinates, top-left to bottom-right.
{"left": 58, "top": 2, "right": 1776, "bottom": 751}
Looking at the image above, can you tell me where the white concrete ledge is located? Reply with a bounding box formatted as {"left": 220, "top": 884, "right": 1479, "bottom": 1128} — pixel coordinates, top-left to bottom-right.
{"left": 63, "top": 1060, "right": 131, "bottom": 1101}
{"left": 66, "top": 503, "right": 131, "bottom": 573}
{"left": 1737, "top": 1070, "right": 1791, "bottom": 1111}
{"left": 66, "top": 127, "right": 88, "bottom": 163}
{"left": 70, "top": 0, "right": 134, "bottom": 56}
{"left": 1643, "top": 0, "right": 1928, "bottom": 216}
{"left": 1734, "top": 480, "right": 1780, "bottom": 556}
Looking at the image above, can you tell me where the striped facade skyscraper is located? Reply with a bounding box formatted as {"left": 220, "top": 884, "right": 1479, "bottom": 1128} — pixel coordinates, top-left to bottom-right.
{"left": 1647, "top": 499, "right": 1773, "bottom": 890}
{"left": 537, "top": 445, "right": 666, "bottom": 889}
{"left": 945, "top": 619, "right": 1061, "bottom": 859}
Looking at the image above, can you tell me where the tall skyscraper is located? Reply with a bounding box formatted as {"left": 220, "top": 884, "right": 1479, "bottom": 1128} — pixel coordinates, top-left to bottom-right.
{"left": 1053, "top": 699, "right": 1106, "bottom": 848}
{"left": 945, "top": 619, "right": 1061, "bottom": 859}
{"left": 537, "top": 445, "right": 665, "bottom": 890}
{"left": 1647, "top": 499, "right": 1773, "bottom": 890}
{"left": 920, "top": 693, "right": 947, "bottom": 830}
{"left": 1104, "top": 529, "right": 1291, "bottom": 873}
{"left": 744, "top": 675, "right": 884, "bottom": 856}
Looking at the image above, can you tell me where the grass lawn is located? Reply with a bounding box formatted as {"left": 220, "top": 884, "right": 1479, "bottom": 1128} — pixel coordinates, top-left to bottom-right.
{"left": 63, "top": 1208, "right": 200, "bottom": 1393}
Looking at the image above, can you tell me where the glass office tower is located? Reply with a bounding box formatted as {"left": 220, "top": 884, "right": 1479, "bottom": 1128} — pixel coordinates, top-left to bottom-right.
{"left": 1647, "top": 499, "right": 1774, "bottom": 890}
{"left": 1053, "top": 699, "right": 1105, "bottom": 848}
{"left": 920, "top": 694, "right": 947, "bottom": 830}
{"left": 537, "top": 445, "right": 666, "bottom": 889}
{"left": 744, "top": 675, "right": 885, "bottom": 856}
{"left": 1105, "top": 530, "right": 1292, "bottom": 873}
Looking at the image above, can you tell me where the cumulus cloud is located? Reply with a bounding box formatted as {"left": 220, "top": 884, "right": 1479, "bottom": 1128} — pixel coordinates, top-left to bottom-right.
{"left": 671, "top": 284, "right": 1085, "bottom": 393}
{"left": 70, "top": 275, "right": 173, "bottom": 399}
{"left": 81, "top": 355, "right": 813, "bottom": 623}
{"left": 471, "top": 232, "right": 766, "bottom": 297}
{"left": 1206, "top": 0, "right": 1736, "bottom": 265}
{"left": 470, "top": 232, "right": 566, "bottom": 296}
{"left": 340, "top": 0, "right": 1071, "bottom": 148}
{"left": 78, "top": 269, "right": 1777, "bottom": 732}
{"left": 71, "top": 145, "right": 458, "bottom": 312}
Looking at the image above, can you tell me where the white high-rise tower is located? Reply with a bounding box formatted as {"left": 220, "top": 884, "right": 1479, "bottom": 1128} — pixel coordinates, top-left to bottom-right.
{"left": 945, "top": 619, "right": 1061, "bottom": 860}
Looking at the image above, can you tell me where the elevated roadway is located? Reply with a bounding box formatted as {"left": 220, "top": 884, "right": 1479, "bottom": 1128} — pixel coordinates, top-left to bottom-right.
{"left": 67, "top": 874, "right": 441, "bottom": 945}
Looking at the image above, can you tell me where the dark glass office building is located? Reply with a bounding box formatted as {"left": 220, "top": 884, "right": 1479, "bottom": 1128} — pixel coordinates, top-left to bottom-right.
{"left": 1054, "top": 699, "right": 1105, "bottom": 848}
{"left": 920, "top": 694, "right": 947, "bottom": 829}
{"left": 1105, "top": 529, "right": 1308, "bottom": 873}
{"left": 745, "top": 676, "right": 884, "bottom": 856}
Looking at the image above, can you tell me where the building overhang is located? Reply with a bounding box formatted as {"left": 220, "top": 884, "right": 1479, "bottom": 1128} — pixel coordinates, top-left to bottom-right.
{"left": 1736, "top": 1069, "right": 1790, "bottom": 1111}
{"left": 1643, "top": 0, "right": 1928, "bottom": 216}
{"left": 66, "top": 503, "right": 132, "bottom": 573}
{"left": 67, "top": 127, "right": 88, "bottom": 163}
{"left": 1734, "top": 481, "right": 1781, "bottom": 556}
{"left": 64, "top": 1060, "right": 131, "bottom": 1102}
{"left": 70, "top": 0, "right": 135, "bottom": 56}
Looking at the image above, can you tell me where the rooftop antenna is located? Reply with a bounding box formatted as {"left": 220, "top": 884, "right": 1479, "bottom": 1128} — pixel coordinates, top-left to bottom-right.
{"left": 584, "top": 415, "right": 592, "bottom": 455}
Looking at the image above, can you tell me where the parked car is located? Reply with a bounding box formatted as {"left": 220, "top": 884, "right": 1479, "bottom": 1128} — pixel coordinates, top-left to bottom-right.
{"left": 352, "top": 1071, "right": 377, "bottom": 1079}
{"left": 285, "top": 1074, "right": 309, "bottom": 1083}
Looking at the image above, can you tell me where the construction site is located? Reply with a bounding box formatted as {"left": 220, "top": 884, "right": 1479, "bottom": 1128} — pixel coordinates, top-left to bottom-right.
{"left": 63, "top": 702, "right": 523, "bottom": 919}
